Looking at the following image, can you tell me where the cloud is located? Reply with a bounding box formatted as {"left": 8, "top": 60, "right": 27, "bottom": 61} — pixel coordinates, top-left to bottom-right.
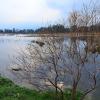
{"left": 0, "top": 0, "right": 62, "bottom": 24}
{"left": 0, "top": 0, "right": 87, "bottom": 29}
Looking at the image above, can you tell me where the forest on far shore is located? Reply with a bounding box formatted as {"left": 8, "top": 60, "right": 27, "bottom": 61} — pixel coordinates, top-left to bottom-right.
{"left": 0, "top": 23, "right": 100, "bottom": 34}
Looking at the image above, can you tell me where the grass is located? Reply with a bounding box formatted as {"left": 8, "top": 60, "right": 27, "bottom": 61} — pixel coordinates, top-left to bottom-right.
{"left": 0, "top": 77, "right": 82, "bottom": 100}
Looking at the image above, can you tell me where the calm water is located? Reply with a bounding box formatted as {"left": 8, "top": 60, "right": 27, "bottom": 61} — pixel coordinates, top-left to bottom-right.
{"left": 0, "top": 34, "right": 100, "bottom": 100}
{"left": 0, "top": 34, "right": 37, "bottom": 79}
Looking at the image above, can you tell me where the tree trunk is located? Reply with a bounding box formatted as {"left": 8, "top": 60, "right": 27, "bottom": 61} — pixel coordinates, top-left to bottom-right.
{"left": 72, "top": 82, "right": 77, "bottom": 100}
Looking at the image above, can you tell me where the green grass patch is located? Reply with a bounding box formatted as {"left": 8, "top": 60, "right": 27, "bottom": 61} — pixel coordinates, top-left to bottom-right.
{"left": 0, "top": 77, "right": 82, "bottom": 100}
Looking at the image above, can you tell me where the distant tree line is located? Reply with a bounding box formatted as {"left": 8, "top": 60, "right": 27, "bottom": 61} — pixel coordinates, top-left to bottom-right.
{"left": 0, "top": 28, "right": 34, "bottom": 34}
{"left": 0, "top": 24, "right": 69, "bottom": 34}
{"left": 0, "top": 22, "right": 100, "bottom": 34}
{"left": 35, "top": 24, "right": 70, "bottom": 33}
{"left": 70, "top": 23, "right": 100, "bottom": 33}
{"left": 35, "top": 23, "right": 100, "bottom": 33}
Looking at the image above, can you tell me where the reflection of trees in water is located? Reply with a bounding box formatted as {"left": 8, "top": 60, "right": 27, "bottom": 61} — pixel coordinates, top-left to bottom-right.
{"left": 84, "top": 35, "right": 100, "bottom": 54}
{"left": 71, "top": 35, "right": 100, "bottom": 54}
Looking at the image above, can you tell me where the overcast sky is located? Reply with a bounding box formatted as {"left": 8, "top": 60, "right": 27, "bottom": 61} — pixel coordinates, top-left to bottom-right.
{"left": 0, "top": 0, "right": 89, "bottom": 29}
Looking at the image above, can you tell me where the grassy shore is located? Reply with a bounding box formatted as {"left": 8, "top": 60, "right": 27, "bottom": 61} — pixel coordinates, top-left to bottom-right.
{"left": 0, "top": 76, "right": 82, "bottom": 100}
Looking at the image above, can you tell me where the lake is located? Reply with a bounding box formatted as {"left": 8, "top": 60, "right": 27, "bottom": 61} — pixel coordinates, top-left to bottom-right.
{"left": 0, "top": 34, "right": 37, "bottom": 80}
{"left": 0, "top": 34, "right": 100, "bottom": 100}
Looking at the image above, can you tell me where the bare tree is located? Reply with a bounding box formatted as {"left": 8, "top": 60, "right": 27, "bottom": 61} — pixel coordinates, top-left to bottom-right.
{"left": 12, "top": 36, "right": 66, "bottom": 100}
{"left": 62, "top": 36, "right": 100, "bottom": 100}
{"left": 68, "top": 0, "right": 100, "bottom": 33}
{"left": 11, "top": 35, "right": 100, "bottom": 100}
{"left": 67, "top": 1, "right": 100, "bottom": 99}
{"left": 68, "top": 10, "right": 80, "bottom": 32}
